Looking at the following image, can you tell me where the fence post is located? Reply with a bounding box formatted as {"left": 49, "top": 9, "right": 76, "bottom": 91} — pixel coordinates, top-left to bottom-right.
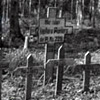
{"left": 83, "top": 51, "right": 91, "bottom": 93}
{"left": 25, "top": 54, "right": 33, "bottom": 100}
{"left": 43, "top": 43, "right": 55, "bottom": 86}
{"left": 55, "top": 45, "right": 65, "bottom": 95}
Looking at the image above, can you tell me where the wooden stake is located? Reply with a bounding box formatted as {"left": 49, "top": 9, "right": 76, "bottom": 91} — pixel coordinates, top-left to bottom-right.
{"left": 23, "top": 36, "right": 28, "bottom": 50}
{"left": 55, "top": 45, "right": 65, "bottom": 95}
{"left": 83, "top": 51, "right": 91, "bottom": 92}
{"left": 0, "top": 69, "right": 2, "bottom": 100}
{"left": 25, "top": 54, "right": 33, "bottom": 100}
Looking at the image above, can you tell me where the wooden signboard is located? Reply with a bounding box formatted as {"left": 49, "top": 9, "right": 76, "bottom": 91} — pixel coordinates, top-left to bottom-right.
{"left": 39, "top": 18, "right": 66, "bottom": 43}
{"left": 39, "top": 7, "right": 73, "bottom": 44}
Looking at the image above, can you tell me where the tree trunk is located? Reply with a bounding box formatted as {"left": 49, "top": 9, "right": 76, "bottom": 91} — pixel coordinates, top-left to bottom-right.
{"left": 24, "top": 0, "right": 30, "bottom": 17}
{"left": 22, "top": 0, "right": 26, "bottom": 16}
{"left": 93, "top": 0, "right": 98, "bottom": 28}
{"left": 29, "top": 0, "right": 32, "bottom": 15}
{"left": 71, "top": 0, "right": 73, "bottom": 20}
{"left": 0, "top": 0, "right": 2, "bottom": 32}
{"left": 2, "top": 0, "right": 8, "bottom": 22}
{"left": 10, "top": 0, "right": 24, "bottom": 47}
{"left": 0, "top": 0, "right": 3, "bottom": 47}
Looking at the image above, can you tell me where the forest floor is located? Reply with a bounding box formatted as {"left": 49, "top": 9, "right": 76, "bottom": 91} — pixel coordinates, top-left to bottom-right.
{"left": 1, "top": 48, "right": 100, "bottom": 100}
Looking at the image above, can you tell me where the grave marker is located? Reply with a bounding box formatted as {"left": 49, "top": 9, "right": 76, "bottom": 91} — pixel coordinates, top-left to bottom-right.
{"left": 55, "top": 45, "right": 65, "bottom": 95}
{"left": 65, "top": 51, "right": 100, "bottom": 93}
{"left": 83, "top": 51, "right": 91, "bottom": 92}
{"left": 0, "top": 69, "right": 1, "bottom": 100}
{"left": 25, "top": 54, "right": 33, "bottom": 100}
{"left": 54, "top": 50, "right": 100, "bottom": 94}
{"left": 11, "top": 53, "right": 41, "bottom": 100}
{"left": 43, "top": 7, "right": 57, "bottom": 86}
{"left": 42, "top": 7, "right": 74, "bottom": 86}
{"left": 0, "top": 49, "right": 1, "bottom": 100}
{"left": 39, "top": 7, "right": 73, "bottom": 44}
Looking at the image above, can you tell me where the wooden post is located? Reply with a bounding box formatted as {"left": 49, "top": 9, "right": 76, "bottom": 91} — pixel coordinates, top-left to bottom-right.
{"left": 0, "top": 49, "right": 2, "bottom": 100}
{"left": 55, "top": 45, "right": 65, "bottom": 95}
{"left": 83, "top": 51, "right": 91, "bottom": 92}
{"left": 23, "top": 36, "right": 28, "bottom": 49}
{"left": 0, "top": 69, "right": 2, "bottom": 100}
{"left": 43, "top": 43, "right": 55, "bottom": 86}
{"left": 25, "top": 54, "right": 33, "bottom": 100}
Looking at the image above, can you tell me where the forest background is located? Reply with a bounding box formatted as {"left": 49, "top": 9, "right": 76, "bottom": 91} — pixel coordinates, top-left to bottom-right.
{"left": 0, "top": 0, "right": 100, "bottom": 48}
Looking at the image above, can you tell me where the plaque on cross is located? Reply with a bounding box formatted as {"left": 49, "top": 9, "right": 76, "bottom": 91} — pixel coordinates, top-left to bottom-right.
{"left": 39, "top": 7, "right": 73, "bottom": 44}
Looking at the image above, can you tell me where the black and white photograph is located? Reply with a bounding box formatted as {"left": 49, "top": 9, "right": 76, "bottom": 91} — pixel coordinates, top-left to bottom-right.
{"left": 1, "top": 0, "right": 100, "bottom": 100}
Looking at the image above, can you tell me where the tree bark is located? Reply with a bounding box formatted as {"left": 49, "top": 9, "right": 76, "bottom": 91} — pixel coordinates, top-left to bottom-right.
{"left": 10, "top": 0, "right": 24, "bottom": 47}
{"left": 24, "top": 0, "right": 30, "bottom": 17}
{"left": 0, "top": 0, "right": 3, "bottom": 47}
{"left": 0, "top": 0, "right": 2, "bottom": 32}
{"left": 93, "top": 0, "right": 98, "bottom": 28}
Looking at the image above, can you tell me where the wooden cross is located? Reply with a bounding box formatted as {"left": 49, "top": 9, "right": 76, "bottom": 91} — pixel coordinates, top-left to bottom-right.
{"left": 43, "top": 45, "right": 75, "bottom": 95}
{"left": 66, "top": 51, "right": 100, "bottom": 93}
{"left": 9, "top": 53, "right": 41, "bottom": 100}
{"left": 82, "top": 51, "right": 91, "bottom": 92}
{"left": 24, "top": 54, "right": 40, "bottom": 100}
{"left": 13, "top": 54, "right": 39, "bottom": 100}
{"left": 25, "top": 54, "right": 33, "bottom": 100}
{"left": 46, "top": 49, "right": 100, "bottom": 95}
{"left": 55, "top": 45, "right": 65, "bottom": 95}
{"left": 42, "top": 7, "right": 73, "bottom": 85}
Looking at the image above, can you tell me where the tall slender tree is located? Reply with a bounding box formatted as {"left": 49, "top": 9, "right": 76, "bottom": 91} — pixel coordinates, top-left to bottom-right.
{"left": 0, "top": 0, "right": 2, "bottom": 32}
{"left": 0, "top": 0, "right": 3, "bottom": 47}
{"left": 93, "top": 0, "right": 99, "bottom": 27}
{"left": 10, "top": 0, "right": 24, "bottom": 47}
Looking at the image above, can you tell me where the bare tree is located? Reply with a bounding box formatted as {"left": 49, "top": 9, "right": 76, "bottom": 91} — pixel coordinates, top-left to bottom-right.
{"left": 0, "top": 0, "right": 3, "bottom": 47}
{"left": 0, "top": 0, "right": 2, "bottom": 32}
{"left": 93, "top": 0, "right": 99, "bottom": 27}
{"left": 10, "top": 0, "right": 24, "bottom": 47}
